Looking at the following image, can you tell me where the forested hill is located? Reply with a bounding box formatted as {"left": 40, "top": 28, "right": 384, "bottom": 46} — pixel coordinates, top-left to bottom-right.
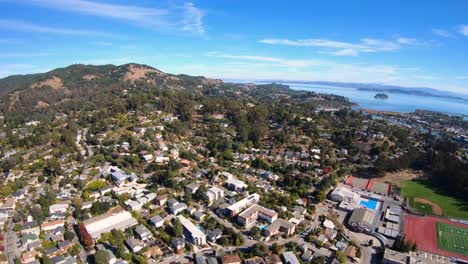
{"left": 0, "top": 63, "right": 351, "bottom": 126}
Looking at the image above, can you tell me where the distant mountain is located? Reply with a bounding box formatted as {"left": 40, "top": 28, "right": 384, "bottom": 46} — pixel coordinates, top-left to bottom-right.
{"left": 0, "top": 63, "right": 223, "bottom": 123}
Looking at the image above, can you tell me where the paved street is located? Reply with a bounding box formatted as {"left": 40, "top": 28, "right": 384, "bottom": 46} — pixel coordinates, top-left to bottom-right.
{"left": 5, "top": 230, "right": 17, "bottom": 264}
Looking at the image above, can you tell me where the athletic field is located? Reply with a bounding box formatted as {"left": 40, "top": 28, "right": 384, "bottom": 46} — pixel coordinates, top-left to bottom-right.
{"left": 436, "top": 222, "right": 468, "bottom": 256}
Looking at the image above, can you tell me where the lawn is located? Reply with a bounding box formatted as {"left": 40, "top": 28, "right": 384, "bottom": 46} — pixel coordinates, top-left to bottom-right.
{"left": 400, "top": 180, "right": 468, "bottom": 220}
{"left": 436, "top": 222, "right": 468, "bottom": 256}
{"left": 413, "top": 201, "right": 434, "bottom": 215}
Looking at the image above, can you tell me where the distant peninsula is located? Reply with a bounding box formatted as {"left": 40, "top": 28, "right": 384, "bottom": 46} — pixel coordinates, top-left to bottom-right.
{"left": 249, "top": 80, "right": 468, "bottom": 102}
{"left": 374, "top": 93, "right": 388, "bottom": 99}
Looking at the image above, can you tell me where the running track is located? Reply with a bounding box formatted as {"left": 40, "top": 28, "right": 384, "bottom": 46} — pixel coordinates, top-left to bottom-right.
{"left": 404, "top": 214, "right": 468, "bottom": 260}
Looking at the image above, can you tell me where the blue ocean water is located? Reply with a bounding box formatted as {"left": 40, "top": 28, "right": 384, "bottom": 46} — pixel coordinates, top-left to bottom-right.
{"left": 285, "top": 83, "right": 468, "bottom": 116}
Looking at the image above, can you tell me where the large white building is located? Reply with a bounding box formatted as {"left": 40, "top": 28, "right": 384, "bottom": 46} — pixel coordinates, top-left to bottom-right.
{"left": 329, "top": 186, "right": 358, "bottom": 202}
{"left": 206, "top": 186, "right": 225, "bottom": 203}
{"left": 226, "top": 193, "right": 260, "bottom": 216}
{"left": 225, "top": 179, "right": 248, "bottom": 191}
{"left": 177, "top": 215, "right": 206, "bottom": 246}
{"left": 83, "top": 207, "right": 138, "bottom": 240}
{"left": 237, "top": 204, "right": 278, "bottom": 226}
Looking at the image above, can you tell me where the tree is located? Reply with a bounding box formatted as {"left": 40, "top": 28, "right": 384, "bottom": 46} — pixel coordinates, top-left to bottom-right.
{"left": 94, "top": 250, "right": 110, "bottom": 264}
{"left": 172, "top": 218, "right": 184, "bottom": 236}
{"left": 69, "top": 244, "right": 81, "bottom": 256}
{"left": 251, "top": 242, "right": 268, "bottom": 257}
{"left": 41, "top": 256, "right": 53, "bottom": 264}
{"left": 64, "top": 230, "right": 75, "bottom": 241}
{"left": 271, "top": 242, "right": 283, "bottom": 254}
{"left": 78, "top": 223, "right": 94, "bottom": 250}
{"left": 336, "top": 251, "right": 347, "bottom": 264}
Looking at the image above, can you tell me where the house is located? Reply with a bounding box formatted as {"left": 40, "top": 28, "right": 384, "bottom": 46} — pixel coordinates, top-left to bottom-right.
{"left": 81, "top": 201, "right": 92, "bottom": 210}
{"left": 264, "top": 218, "right": 295, "bottom": 237}
{"left": 245, "top": 256, "right": 266, "bottom": 264}
{"left": 185, "top": 183, "right": 200, "bottom": 194}
{"left": 135, "top": 225, "right": 152, "bottom": 241}
{"left": 301, "top": 251, "right": 314, "bottom": 262}
{"left": 264, "top": 254, "right": 282, "bottom": 264}
{"left": 41, "top": 220, "right": 64, "bottom": 232}
{"left": 226, "top": 193, "right": 260, "bottom": 216}
{"left": 186, "top": 206, "right": 196, "bottom": 215}
{"left": 49, "top": 203, "right": 69, "bottom": 214}
{"left": 345, "top": 245, "right": 358, "bottom": 261}
{"left": 21, "top": 250, "right": 40, "bottom": 263}
{"left": 99, "top": 186, "right": 113, "bottom": 196}
{"left": 44, "top": 247, "right": 60, "bottom": 258}
{"left": 125, "top": 200, "right": 143, "bottom": 211}
{"left": 171, "top": 203, "right": 187, "bottom": 215}
{"left": 193, "top": 211, "right": 206, "bottom": 221}
{"left": 222, "top": 254, "right": 242, "bottom": 264}
{"left": 155, "top": 194, "right": 168, "bottom": 206}
{"left": 206, "top": 186, "right": 225, "bottom": 203}
{"left": 177, "top": 215, "right": 206, "bottom": 246}
{"left": 237, "top": 205, "right": 278, "bottom": 226}
{"left": 282, "top": 251, "right": 300, "bottom": 264}
{"left": 22, "top": 221, "right": 40, "bottom": 235}
{"left": 171, "top": 237, "right": 185, "bottom": 252}
{"left": 167, "top": 198, "right": 179, "bottom": 208}
{"left": 206, "top": 228, "right": 222, "bottom": 242}
{"left": 225, "top": 179, "right": 247, "bottom": 191}
{"left": 148, "top": 215, "right": 164, "bottom": 228}
{"left": 0, "top": 198, "right": 16, "bottom": 211}
{"left": 125, "top": 238, "right": 144, "bottom": 253}
{"left": 322, "top": 219, "right": 335, "bottom": 230}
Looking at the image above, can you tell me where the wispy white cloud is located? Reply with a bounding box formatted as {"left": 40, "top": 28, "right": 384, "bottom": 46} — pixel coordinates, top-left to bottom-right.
{"left": 458, "top": 25, "right": 468, "bottom": 36}
{"left": 18, "top": 0, "right": 205, "bottom": 34}
{"left": 205, "top": 51, "right": 400, "bottom": 81}
{"left": 0, "top": 19, "right": 120, "bottom": 37}
{"left": 206, "top": 52, "right": 322, "bottom": 67}
{"left": 259, "top": 37, "right": 421, "bottom": 56}
{"left": 180, "top": 2, "right": 204, "bottom": 34}
{"left": 432, "top": 28, "right": 454, "bottom": 38}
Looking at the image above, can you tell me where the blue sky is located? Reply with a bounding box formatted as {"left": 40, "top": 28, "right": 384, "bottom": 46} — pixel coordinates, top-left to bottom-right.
{"left": 1, "top": 0, "right": 468, "bottom": 94}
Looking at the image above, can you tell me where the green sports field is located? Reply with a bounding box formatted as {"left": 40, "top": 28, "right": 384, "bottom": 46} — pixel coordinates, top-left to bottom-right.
{"left": 400, "top": 180, "right": 468, "bottom": 220}
{"left": 436, "top": 222, "right": 468, "bottom": 256}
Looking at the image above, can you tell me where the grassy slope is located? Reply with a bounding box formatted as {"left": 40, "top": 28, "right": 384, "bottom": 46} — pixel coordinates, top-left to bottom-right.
{"left": 401, "top": 180, "right": 468, "bottom": 220}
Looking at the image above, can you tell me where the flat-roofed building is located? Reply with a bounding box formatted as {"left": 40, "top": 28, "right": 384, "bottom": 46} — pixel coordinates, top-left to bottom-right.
{"left": 382, "top": 249, "right": 407, "bottom": 264}
{"left": 41, "top": 220, "right": 64, "bottom": 232}
{"left": 225, "top": 179, "right": 247, "bottom": 191}
{"left": 206, "top": 186, "right": 224, "bottom": 203}
{"left": 348, "top": 208, "right": 376, "bottom": 233}
{"left": 282, "top": 251, "right": 300, "bottom": 264}
{"left": 329, "top": 186, "right": 357, "bottom": 202}
{"left": 226, "top": 193, "right": 260, "bottom": 216}
{"left": 264, "top": 218, "right": 295, "bottom": 237}
{"left": 177, "top": 215, "right": 206, "bottom": 246}
{"left": 237, "top": 204, "right": 278, "bottom": 226}
{"left": 83, "top": 206, "right": 138, "bottom": 240}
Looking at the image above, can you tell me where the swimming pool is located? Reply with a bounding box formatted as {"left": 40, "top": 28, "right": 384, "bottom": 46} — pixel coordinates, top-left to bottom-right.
{"left": 259, "top": 224, "right": 267, "bottom": 231}
{"left": 360, "top": 198, "right": 379, "bottom": 210}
